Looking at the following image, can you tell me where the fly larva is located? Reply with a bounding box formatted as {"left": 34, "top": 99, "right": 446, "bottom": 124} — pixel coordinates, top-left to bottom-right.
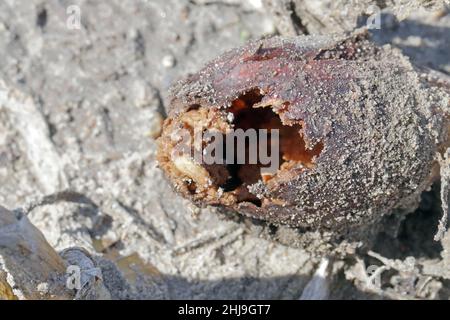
{"left": 157, "top": 30, "right": 449, "bottom": 246}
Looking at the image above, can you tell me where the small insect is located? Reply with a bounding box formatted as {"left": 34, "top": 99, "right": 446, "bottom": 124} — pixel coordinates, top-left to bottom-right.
{"left": 157, "top": 30, "right": 449, "bottom": 244}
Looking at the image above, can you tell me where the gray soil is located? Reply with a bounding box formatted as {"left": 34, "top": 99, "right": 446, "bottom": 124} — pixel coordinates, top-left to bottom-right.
{"left": 0, "top": 0, "right": 449, "bottom": 299}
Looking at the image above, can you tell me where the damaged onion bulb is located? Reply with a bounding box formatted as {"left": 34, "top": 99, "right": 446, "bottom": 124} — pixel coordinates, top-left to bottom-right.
{"left": 157, "top": 31, "right": 449, "bottom": 242}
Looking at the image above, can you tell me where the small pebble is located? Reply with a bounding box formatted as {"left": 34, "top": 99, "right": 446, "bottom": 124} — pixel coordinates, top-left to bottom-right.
{"left": 162, "top": 55, "right": 176, "bottom": 68}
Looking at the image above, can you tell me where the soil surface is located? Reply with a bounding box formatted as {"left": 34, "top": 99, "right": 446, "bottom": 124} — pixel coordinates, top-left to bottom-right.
{"left": 0, "top": 0, "right": 449, "bottom": 299}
